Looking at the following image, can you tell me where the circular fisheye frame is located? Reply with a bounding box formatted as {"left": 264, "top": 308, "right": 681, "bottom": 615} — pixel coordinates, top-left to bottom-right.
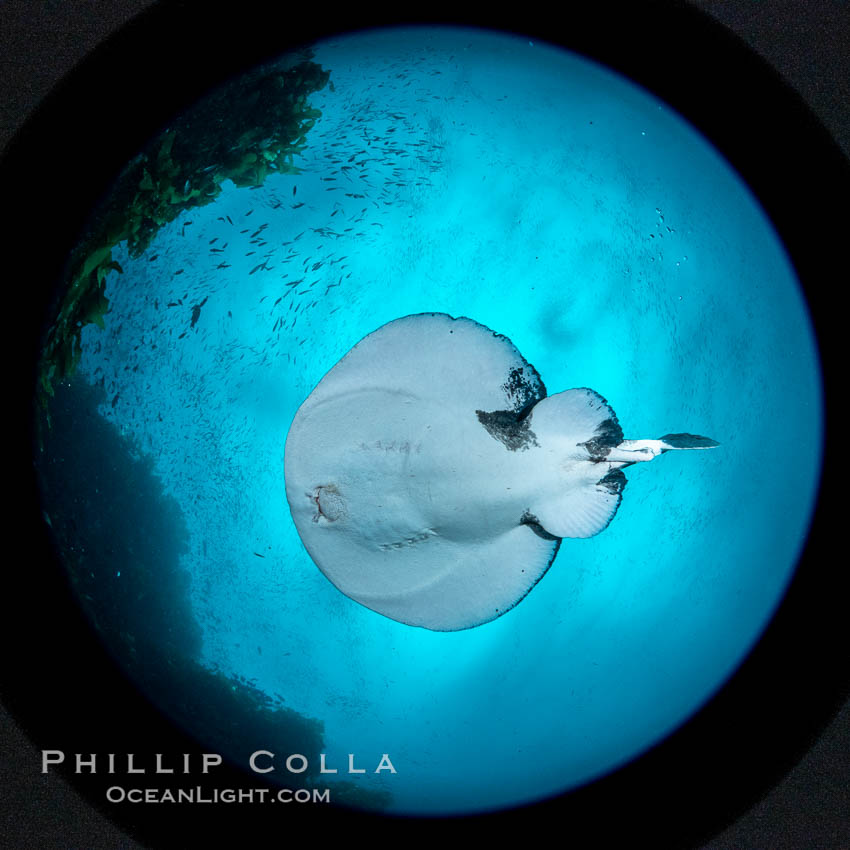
{"left": 4, "top": 2, "right": 845, "bottom": 847}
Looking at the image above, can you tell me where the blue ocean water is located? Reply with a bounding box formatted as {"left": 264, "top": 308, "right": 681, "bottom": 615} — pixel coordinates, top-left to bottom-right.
{"left": 44, "top": 27, "right": 822, "bottom": 814}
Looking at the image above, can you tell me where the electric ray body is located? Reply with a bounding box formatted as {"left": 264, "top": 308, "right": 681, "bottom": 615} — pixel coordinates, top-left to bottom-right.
{"left": 284, "top": 313, "right": 717, "bottom": 631}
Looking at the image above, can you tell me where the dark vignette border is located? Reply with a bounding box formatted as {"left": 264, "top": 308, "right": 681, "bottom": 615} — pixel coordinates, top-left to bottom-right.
{"left": 2, "top": 1, "right": 846, "bottom": 846}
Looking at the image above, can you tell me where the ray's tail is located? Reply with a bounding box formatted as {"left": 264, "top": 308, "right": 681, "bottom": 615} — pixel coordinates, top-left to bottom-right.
{"left": 606, "top": 434, "right": 720, "bottom": 464}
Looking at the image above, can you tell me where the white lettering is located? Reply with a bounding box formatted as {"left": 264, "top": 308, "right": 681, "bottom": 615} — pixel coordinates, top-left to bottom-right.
{"left": 319, "top": 753, "right": 337, "bottom": 774}
{"left": 348, "top": 754, "right": 365, "bottom": 774}
{"left": 375, "top": 753, "right": 397, "bottom": 774}
{"left": 76, "top": 754, "right": 97, "bottom": 774}
{"left": 285, "top": 754, "right": 308, "bottom": 774}
{"left": 41, "top": 750, "right": 64, "bottom": 773}
{"left": 202, "top": 753, "right": 222, "bottom": 773}
{"left": 249, "top": 750, "right": 274, "bottom": 773}
{"left": 276, "top": 788, "right": 329, "bottom": 803}
{"left": 155, "top": 754, "right": 173, "bottom": 774}
{"left": 126, "top": 754, "right": 144, "bottom": 774}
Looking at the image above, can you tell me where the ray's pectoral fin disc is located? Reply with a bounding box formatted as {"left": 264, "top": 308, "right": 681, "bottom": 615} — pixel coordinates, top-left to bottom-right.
{"left": 283, "top": 313, "right": 718, "bottom": 631}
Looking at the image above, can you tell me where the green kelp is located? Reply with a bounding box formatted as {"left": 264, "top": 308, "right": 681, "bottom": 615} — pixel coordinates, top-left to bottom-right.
{"left": 37, "top": 53, "right": 331, "bottom": 419}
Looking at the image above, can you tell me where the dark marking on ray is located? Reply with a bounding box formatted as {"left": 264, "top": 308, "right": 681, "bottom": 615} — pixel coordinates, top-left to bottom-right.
{"left": 598, "top": 468, "right": 627, "bottom": 496}
{"left": 475, "top": 409, "right": 539, "bottom": 451}
{"left": 586, "top": 469, "right": 628, "bottom": 535}
{"left": 519, "top": 510, "right": 559, "bottom": 541}
{"left": 579, "top": 417, "right": 624, "bottom": 461}
{"left": 501, "top": 364, "right": 545, "bottom": 414}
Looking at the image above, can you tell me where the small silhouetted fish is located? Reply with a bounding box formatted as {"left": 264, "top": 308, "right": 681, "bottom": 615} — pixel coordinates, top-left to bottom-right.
{"left": 174, "top": 269, "right": 184, "bottom": 275}
{"left": 253, "top": 552, "right": 265, "bottom": 558}
{"left": 111, "top": 393, "right": 120, "bottom": 408}
{"left": 292, "top": 202, "right": 305, "bottom": 209}
{"left": 178, "top": 332, "right": 187, "bottom": 339}
{"left": 293, "top": 186, "right": 297, "bottom": 196}
{"left": 190, "top": 296, "right": 208, "bottom": 328}
{"left": 226, "top": 215, "right": 233, "bottom": 225}
{"left": 148, "top": 254, "right": 159, "bottom": 262}
{"left": 245, "top": 209, "right": 254, "bottom": 216}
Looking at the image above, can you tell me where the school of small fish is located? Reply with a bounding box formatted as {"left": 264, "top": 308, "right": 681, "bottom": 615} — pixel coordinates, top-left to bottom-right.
{"left": 76, "top": 37, "right": 480, "bottom": 617}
